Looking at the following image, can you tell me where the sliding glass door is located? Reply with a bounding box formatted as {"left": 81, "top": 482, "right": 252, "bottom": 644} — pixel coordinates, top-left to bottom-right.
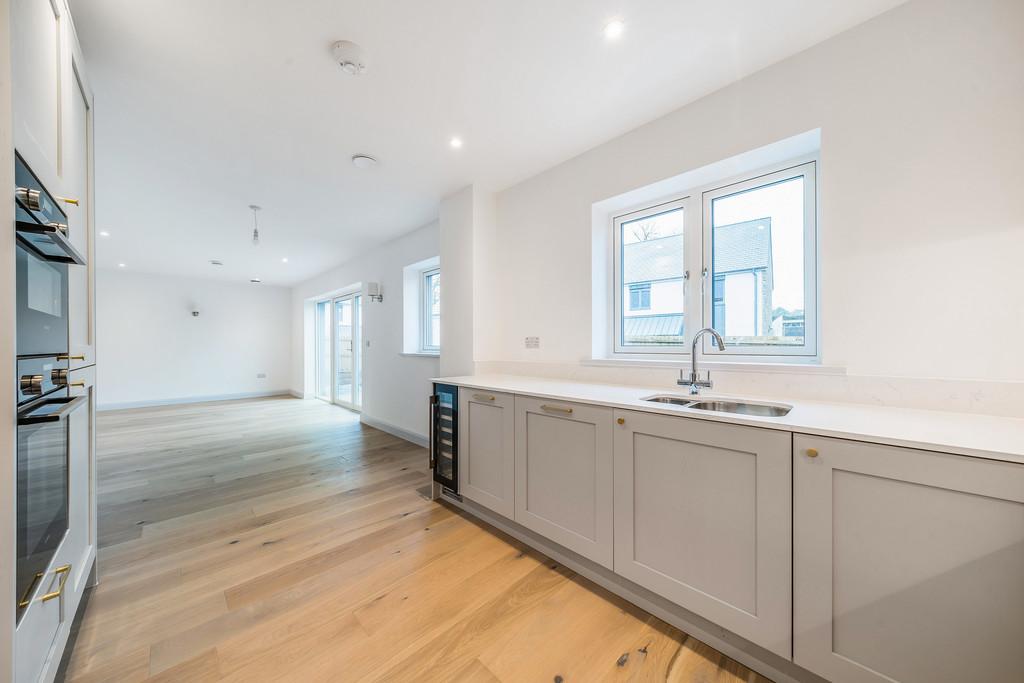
{"left": 314, "top": 293, "right": 362, "bottom": 410}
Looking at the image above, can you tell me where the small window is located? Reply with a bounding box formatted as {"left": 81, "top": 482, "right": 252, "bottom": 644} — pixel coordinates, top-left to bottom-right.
{"left": 628, "top": 283, "right": 651, "bottom": 311}
{"left": 421, "top": 268, "right": 441, "bottom": 352}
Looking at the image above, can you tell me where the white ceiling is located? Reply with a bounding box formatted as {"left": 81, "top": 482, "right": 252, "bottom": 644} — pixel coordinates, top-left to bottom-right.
{"left": 70, "top": 0, "right": 905, "bottom": 286}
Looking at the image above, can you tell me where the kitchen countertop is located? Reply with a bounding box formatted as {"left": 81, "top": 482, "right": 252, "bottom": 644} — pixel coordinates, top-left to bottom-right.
{"left": 434, "top": 374, "right": 1024, "bottom": 465}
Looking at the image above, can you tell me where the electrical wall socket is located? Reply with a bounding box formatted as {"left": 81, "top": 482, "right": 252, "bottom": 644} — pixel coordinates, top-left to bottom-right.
{"left": 256, "top": 373, "right": 267, "bottom": 379}
{"left": 525, "top": 336, "right": 540, "bottom": 349}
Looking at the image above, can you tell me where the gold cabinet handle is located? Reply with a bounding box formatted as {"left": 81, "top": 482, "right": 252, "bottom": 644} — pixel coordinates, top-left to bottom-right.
{"left": 616, "top": 417, "right": 625, "bottom": 425}
{"left": 57, "top": 354, "right": 86, "bottom": 361}
{"left": 70, "top": 380, "right": 86, "bottom": 388}
{"left": 472, "top": 393, "right": 496, "bottom": 402}
{"left": 41, "top": 565, "right": 72, "bottom": 602}
{"left": 806, "top": 448, "right": 819, "bottom": 458}
{"left": 540, "top": 404, "right": 573, "bottom": 415}
{"left": 18, "top": 572, "right": 44, "bottom": 608}
{"left": 59, "top": 197, "right": 80, "bottom": 206}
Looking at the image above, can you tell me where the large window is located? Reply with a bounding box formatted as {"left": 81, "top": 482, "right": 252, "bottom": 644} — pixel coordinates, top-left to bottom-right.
{"left": 613, "top": 160, "right": 816, "bottom": 359}
{"left": 421, "top": 267, "right": 441, "bottom": 352}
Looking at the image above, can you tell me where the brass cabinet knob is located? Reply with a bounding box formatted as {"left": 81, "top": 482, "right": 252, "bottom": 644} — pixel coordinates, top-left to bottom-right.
{"left": 60, "top": 197, "right": 80, "bottom": 206}
{"left": 806, "top": 448, "right": 819, "bottom": 458}
{"left": 616, "top": 418, "right": 625, "bottom": 425}
{"left": 70, "top": 381, "right": 86, "bottom": 388}
{"left": 57, "top": 354, "right": 86, "bottom": 361}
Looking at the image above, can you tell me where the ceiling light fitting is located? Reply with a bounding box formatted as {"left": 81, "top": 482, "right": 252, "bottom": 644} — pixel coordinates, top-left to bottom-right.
{"left": 351, "top": 154, "right": 377, "bottom": 169}
{"left": 249, "top": 204, "right": 261, "bottom": 247}
{"left": 449, "top": 137, "right": 463, "bottom": 149}
{"left": 332, "top": 40, "right": 367, "bottom": 75}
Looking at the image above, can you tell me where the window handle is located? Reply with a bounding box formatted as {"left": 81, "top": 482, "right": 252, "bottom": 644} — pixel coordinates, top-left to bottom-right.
{"left": 701, "top": 267, "right": 708, "bottom": 295}
{"left": 683, "top": 270, "right": 689, "bottom": 295}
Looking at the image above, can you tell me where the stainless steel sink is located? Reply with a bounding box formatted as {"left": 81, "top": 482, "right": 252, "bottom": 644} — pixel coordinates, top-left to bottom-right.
{"left": 687, "top": 400, "right": 792, "bottom": 417}
{"left": 643, "top": 395, "right": 695, "bottom": 407}
{"left": 641, "top": 395, "right": 792, "bottom": 417}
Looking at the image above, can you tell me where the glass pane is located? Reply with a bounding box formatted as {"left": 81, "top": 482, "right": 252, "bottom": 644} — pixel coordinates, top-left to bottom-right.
{"left": 353, "top": 296, "right": 362, "bottom": 408}
{"left": 424, "top": 271, "right": 440, "bottom": 349}
{"left": 335, "top": 298, "right": 354, "bottom": 404}
{"left": 620, "top": 206, "right": 685, "bottom": 347}
{"left": 711, "top": 176, "right": 805, "bottom": 347}
{"left": 315, "top": 301, "right": 331, "bottom": 400}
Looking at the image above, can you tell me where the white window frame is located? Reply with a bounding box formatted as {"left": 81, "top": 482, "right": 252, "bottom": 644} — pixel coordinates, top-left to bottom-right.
{"left": 613, "top": 196, "right": 692, "bottom": 355}
{"left": 610, "top": 157, "right": 818, "bottom": 361}
{"left": 420, "top": 267, "right": 441, "bottom": 353}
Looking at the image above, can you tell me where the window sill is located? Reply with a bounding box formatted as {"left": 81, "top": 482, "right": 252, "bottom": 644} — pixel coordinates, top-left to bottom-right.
{"left": 401, "top": 351, "right": 440, "bottom": 358}
{"left": 583, "top": 357, "right": 846, "bottom": 376}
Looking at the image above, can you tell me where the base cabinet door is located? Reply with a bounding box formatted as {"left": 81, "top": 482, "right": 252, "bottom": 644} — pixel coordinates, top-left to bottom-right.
{"left": 794, "top": 435, "right": 1024, "bottom": 683}
{"left": 459, "top": 390, "right": 515, "bottom": 517}
{"left": 613, "top": 410, "right": 792, "bottom": 657}
{"left": 514, "top": 396, "right": 614, "bottom": 568}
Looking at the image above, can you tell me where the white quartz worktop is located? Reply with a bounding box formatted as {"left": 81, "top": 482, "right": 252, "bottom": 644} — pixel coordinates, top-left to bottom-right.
{"left": 434, "top": 374, "right": 1024, "bottom": 465}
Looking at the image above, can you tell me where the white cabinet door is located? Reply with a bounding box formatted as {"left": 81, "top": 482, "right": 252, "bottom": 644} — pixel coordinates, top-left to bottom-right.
{"left": 514, "top": 396, "right": 614, "bottom": 568}
{"left": 794, "top": 435, "right": 1024, "bottom": 683}
{"left": 66, "top": 366, "right": 97, "bottom": 599}
{"left": 459, "top": 390, "right": 515, "bottom": 517}
{"left": 613, "top": 410, "right": 792, "bottom": 657}
{"left": 12, "top": 0, "right": 63, "bottom": 183}
{"left": 64, "top": 49, "right": 95, "bottom": 370}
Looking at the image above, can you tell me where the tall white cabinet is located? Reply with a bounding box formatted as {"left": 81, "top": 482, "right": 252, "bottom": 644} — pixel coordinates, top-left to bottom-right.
{"left": 10, "top": 1, "right": 97, "bottom": 681}
{"left": 793, "top": 435, "right": 1024, "bottom": 683}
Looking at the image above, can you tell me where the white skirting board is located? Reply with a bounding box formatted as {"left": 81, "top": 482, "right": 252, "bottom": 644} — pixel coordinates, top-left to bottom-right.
{"left": 358, "top": 414, "right": 429, "bottom": 448}
{"left": 97, "top": 390, "right": 294, "bottom": 411}
{"left": 442, "top": 494, "right": 828, "bottom": 683}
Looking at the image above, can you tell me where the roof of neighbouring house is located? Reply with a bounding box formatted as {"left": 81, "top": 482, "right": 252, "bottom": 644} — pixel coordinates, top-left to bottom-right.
{"left": 622, "top": 218, "right": 773, "bottom": 285}
{"left": 623, "top": 314, "right": 685, "bottom": 339}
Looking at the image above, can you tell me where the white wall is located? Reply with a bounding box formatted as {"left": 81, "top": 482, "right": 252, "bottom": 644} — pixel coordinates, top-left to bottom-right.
{"left": 474, "top": 0, "right": 1024, "bottom": 415}
{"left": 291, "top": 221, "right": 440, "bottom": 442}
{"left": 97, "top": 269, "right": 291, "bottom": 408}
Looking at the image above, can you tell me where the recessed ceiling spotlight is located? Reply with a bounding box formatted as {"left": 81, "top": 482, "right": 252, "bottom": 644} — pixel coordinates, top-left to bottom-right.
{"left": 250, "top": 278, "right": 262, "bottom": 284}
{"left": 117, "top": 263, "right": 126, "bottom": 268}
{"left": 99, "top": 230, "right": 110, "bottom": 237}
{"left": 210, "top": 259, "right": 224, "bottom": 266}
{"left": 281, "top": 257, "right": 289, "bottom": 263}
{"left": 351, "top": 154, "right": 377, "bottom": 169}
{"left": 331, "top": 40, "right": 367, "bottom": 75}
{"left": 449, "top": 137, "right": 464, "bottom": 149}
{"left": 603, "top": 19, "right": 626, "bottom": 40}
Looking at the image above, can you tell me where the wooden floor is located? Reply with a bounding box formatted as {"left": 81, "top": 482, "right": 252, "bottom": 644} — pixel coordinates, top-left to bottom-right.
{"left": 63, "top": 396, "right": 772, "bottom": 682}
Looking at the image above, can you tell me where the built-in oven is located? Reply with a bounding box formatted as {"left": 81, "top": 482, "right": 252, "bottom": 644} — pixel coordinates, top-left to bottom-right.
{"left": 13, "top": 151, "right": 86, "bottom": 623}
{"left": 16, "top": 394, "right": 84, "bottom": 621}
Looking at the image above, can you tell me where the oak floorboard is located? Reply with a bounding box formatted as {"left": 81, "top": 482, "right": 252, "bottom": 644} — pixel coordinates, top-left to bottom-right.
{"left": 63, "top": 396, "right": 773, "bottom": 682}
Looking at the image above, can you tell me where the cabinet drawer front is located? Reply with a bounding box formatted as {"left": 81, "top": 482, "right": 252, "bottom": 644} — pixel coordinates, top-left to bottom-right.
{"left": 613, "top": 410, "right": 791, "bottom": 657}
{"left": 459, "top": 390, "right": 515, "bottom": 517}
{"left": 794, "top": 435, "right": 1024, "bottom": 683}
{"left": 514, "top": 396, "right": 614, "bottom": 568}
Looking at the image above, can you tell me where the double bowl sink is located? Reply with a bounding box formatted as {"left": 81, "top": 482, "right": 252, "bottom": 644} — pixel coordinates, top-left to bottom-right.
{"left": 642, "top": 395, "right": 792, "bottom": 417}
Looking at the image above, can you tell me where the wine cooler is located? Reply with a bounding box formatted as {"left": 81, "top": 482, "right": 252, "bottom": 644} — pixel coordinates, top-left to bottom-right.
{"left": 429, "top": 383, "right": 458, "bottom": 494}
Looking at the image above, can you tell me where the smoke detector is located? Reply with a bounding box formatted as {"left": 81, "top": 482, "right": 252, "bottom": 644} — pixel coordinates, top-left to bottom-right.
{"left": 332, "top": 40, "right": 367, "bottom": 75}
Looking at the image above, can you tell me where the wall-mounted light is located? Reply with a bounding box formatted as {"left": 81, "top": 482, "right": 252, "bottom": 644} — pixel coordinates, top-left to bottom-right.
{"left": 367, "top": 282, "right": 383, "bottom": 302}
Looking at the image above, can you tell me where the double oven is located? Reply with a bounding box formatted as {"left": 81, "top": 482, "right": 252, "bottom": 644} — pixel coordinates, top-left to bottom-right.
{"left": 14, "top": 151, "right": 87, "bottom": 621}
